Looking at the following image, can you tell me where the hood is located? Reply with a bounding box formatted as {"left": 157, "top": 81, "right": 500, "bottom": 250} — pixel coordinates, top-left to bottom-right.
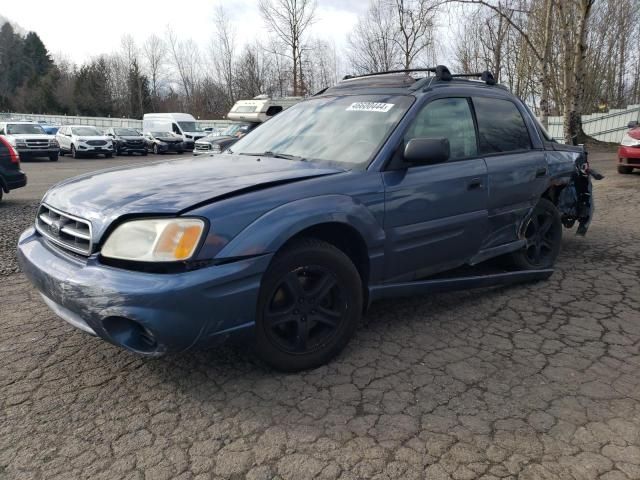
{"left": 120, "top": 135, "right": 144, "bottom": 141}
{"left": 156, "top": 136, "right": 182, "bottom": 142}
{"left": 7, "top": 133, "right": 53, "bottom": 140}
{"left": 197, "top": 136, "right": 233, "bottom": 145}
{"left": 628, "top": 127, "right": 640, "bottom": 140}
{"left": 43, "top": 155, "right": 344, "bottom": 241}
{"left": 73, "top": 135, "right": 108, "bottom": 141}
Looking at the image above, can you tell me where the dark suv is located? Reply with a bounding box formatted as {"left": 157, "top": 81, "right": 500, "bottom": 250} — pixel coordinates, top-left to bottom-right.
{"left": 105, "top": 127, "right": 148, "bottom": 156}
{"left": 18, "top": 66, "right": 597, "bottom": 371}
{"left": 0, "top": 136, "right": 27, "bottom": 202}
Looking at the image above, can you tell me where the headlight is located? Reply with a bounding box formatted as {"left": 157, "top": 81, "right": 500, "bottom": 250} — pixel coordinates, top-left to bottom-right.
{"left": 49, "top": 139, "right": 59, "bottom": 147}
{"left": 78, "top": 137, "right": 87, "bottom": 142}
{"left": 101, "top": 218, "right": 205, "bottom": 262}
{"left": 212, "top": 144, "right": 221, "bottom": 153}
{"left": 15, "top": 139, "right": 26, "bottom": 147}
{"left": 621, "top": 134, "right": 640, "bottom": 147}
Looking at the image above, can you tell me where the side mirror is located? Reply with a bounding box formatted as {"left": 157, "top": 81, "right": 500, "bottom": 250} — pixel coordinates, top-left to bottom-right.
{"left": 404, "top": 137, "right": 450, "bottom": 166}
{"left": 628, "top": 121, "right": 639, "bottom": 129}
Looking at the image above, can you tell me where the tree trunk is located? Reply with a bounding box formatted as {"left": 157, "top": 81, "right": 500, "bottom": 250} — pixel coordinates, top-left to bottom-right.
{"left": 292, "top": 41, "right": 298, "bottom": 96}
{"left": 540, "top": 0, "right": 554, "bottom": 130}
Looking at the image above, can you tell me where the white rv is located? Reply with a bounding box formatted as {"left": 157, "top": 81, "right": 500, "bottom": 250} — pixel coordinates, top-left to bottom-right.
{"left": 142, "top": 113, "right": 205, "bottom": 150}
{"left": 226, "top": 95, "right": 302, "bottom": 123}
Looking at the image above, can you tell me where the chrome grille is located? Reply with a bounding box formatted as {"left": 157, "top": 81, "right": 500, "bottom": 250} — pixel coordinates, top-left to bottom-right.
{"left": 35, "top": 204, "right": 93, "bottom": 256}
{"left": 195, "top": 143, "right": 211, "bottom": 151}
{"left": 26, "top": 139, "right": 49, "bottom": 149}
{"left": 87, "top": 140, "right": 107, "bottom": 146}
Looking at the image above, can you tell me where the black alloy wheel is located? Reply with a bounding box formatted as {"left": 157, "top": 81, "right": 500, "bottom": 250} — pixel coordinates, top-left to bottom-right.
{"left": 255, "top": 239, "right": 362, "bottom": 371}
{"left": 510, "top": 198, "right": 562, "bottom": 269}
{"left": 264, "top": 266, "right": 346, "bottom": 355}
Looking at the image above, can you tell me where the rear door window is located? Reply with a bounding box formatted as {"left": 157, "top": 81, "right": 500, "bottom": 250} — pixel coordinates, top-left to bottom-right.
{"left": 404, "top": 97, "right": 477, "bottom": 161}
{"left": 472, "top": 97, "right": 532, "bottom": 154}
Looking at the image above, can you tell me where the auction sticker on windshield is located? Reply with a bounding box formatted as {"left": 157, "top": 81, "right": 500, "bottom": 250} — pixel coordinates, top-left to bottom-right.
{"left": 346, "top": 102, "right": 394, "bottom": 113}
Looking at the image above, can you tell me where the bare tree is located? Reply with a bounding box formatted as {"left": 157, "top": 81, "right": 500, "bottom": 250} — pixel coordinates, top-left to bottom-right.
{"left": 259, "top": 0, "right": 316, "bottom": 95}
{"left": 211, "top": 5, "right": 236, "bottom": 104}
{"left": 347, "top": 0, "right": 401, "bottom": 74}
{"left": 165, "top": 27, "right": 200, "bottom": 105}
{"left": 142, "top": 34, "right": 167, "bottom": 108}
{"left": 394, "top": 0, "right": 437, "bottom": 69}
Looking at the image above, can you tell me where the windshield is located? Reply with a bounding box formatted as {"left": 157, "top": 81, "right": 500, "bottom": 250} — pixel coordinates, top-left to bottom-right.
{"left": 71, "top": 127, "right": 101, "bottom": 136}
{"left": 114, "top": 128, "right": 140, "bottom": 136}
{"left": 7, "top": 123, "right": 46, "bottom": 135}
{"left": 229, "top": 95, "right": 414, "bottom": 167}
{"left": 177, "top": 121, "right": 203, "bottom": 132}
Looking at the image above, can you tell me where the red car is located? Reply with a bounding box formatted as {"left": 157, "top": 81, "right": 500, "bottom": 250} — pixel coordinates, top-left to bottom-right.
{"left": 618, "top": 121, "right": 640, "bottom": 174}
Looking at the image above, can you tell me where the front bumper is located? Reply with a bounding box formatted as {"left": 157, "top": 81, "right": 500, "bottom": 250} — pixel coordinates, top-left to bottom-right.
{"left": 16, "top": 147, "right": 59, "bottom": 158}
{"left": 118, "top": 142, "right": 146, "bottom": 153}
{"left": 17, "top": 228, "right": 270, "bottom": 355}
{"left": 156, "top": 142, "right": 184, "bottom": 152}
{"left": 618, "top": 146, "right": 640, "bottom": 165}
{"left": 77, "top": 143, "right": 113, "bottom": 154}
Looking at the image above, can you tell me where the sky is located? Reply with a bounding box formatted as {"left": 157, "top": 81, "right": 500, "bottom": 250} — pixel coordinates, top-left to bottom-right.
{"left": 2, "top": 0, "right": 371, "bottom": 65}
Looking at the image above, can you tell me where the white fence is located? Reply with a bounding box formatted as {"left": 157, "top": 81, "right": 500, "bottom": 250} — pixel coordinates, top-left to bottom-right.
{"left": 1, "top": 113, "right": 234, "bottom": 132}
{"left": 546, "top": 104, "right": 640, "bottom": 143}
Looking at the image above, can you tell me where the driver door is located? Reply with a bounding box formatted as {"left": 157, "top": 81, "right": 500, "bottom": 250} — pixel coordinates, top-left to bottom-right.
{"left": 382, "top": 97, "right": 489, "bottom": 281}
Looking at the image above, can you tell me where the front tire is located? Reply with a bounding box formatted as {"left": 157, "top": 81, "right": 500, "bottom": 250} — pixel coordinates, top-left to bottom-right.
{"left": 618, "top": 164, "right": 633, "bottom": 174}
{"left": 49, "top": 153, "right": 59, "bottom": 162}
{"left": 105, "top": 153, "right": 113, "bottom": 158}
{"left": 254, "top": 239, "right": 363, "bottom": 372}
{"left": 71, "top": 145, "right": 79, "bottom": 159}
{"left": 509, "top": 198, "right": 562, "bottom": 270}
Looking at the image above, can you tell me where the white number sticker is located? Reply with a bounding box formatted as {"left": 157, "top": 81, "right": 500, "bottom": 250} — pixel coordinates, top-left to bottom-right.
{"left": 346, "top": 102, "right": 394, "bottom": 113}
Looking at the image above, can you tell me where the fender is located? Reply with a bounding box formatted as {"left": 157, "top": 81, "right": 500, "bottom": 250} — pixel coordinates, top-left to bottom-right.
{"left": 215, "top": 194, "right": 386, "bottom": 278}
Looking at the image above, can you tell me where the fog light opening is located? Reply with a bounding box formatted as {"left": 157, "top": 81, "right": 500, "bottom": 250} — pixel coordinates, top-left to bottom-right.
{"left": 102, "top": 316, "right": 158, "bottom": 354}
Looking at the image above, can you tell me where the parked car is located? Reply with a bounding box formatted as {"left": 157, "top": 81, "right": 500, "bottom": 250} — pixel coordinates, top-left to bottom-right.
{"left": 0, "top": 121, "right": 59, "bottom": 161}
{"left": 144, "top": 131, "right": 185, "bottom": 154}
{"left": 617, "top": 120, "right": 640, "bottom": 174}
{"left": 41, "top": 125, "right": 60, "bottom": 135}
{"left": 193, "top": 123, "right": 257, "bottom": 156}
{"left": 18, "top": 66, "right": 600, "bottom": 371}
{"left": 143, "top": 113, "right": 206, "bottom": 151}
{"left": 105, "top": 127, "right": 148, "bottom": 156}
{"left": 0, "top": 136, "right": 27, "bottom": 202}
{"left": 56, "top": 126, "right": 114, "bottom": 158}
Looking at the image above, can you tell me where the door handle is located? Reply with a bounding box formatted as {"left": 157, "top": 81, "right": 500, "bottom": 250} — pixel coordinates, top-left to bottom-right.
{"left": 535, "top": 167, "right": 547, "bottom": 178}
{"left": 467, "top": 178, "right": 483, "bottom": 190}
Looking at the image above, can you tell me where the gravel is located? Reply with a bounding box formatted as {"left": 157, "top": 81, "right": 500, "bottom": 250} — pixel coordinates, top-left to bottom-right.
{"left": 0, "top": 200, "right": 38, "bottom": 276}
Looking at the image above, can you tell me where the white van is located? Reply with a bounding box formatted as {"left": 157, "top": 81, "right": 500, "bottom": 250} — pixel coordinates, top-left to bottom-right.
{"left": 226, "top": 95, "right": 302, "bottom": 123}
{"left": 142, "top": 113, "right": 205, "bottom": 151}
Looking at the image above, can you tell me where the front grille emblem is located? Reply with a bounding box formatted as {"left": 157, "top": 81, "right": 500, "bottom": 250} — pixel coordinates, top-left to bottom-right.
{"left": 49, "top": 221, "right": 62, "bottom": 236}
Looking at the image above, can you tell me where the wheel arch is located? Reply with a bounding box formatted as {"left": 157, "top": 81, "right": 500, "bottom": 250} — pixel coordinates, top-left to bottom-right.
{"left": 214, "top": 194, "right": 386, "bottom": 287}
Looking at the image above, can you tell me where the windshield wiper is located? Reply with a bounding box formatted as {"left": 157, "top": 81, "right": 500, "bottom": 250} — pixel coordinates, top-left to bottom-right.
{"left": 238, "top": 151, "right": 306, "bottom": 161}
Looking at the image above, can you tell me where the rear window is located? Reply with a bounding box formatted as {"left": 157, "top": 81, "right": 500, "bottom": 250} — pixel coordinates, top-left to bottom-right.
{"left": 473, "top": 97, "right": 532, "bottom": 154}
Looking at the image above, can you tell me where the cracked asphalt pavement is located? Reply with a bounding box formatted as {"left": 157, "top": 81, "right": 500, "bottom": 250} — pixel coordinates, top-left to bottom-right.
{"left": 1, "top": 153, "right": 639, "bottom": 479}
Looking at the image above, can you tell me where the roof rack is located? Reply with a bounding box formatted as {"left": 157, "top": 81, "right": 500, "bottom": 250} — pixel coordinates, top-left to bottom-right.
{"left": 451, "top": 71, "right": 496, "bottom": 85}
{"left": 343, "top": 65, "right": 453, "bottom": 82}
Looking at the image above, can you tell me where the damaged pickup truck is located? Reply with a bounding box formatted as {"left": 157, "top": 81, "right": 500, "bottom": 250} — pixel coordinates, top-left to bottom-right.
{"left": 17, "top": 66, "right": 601, "bottom": 371}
